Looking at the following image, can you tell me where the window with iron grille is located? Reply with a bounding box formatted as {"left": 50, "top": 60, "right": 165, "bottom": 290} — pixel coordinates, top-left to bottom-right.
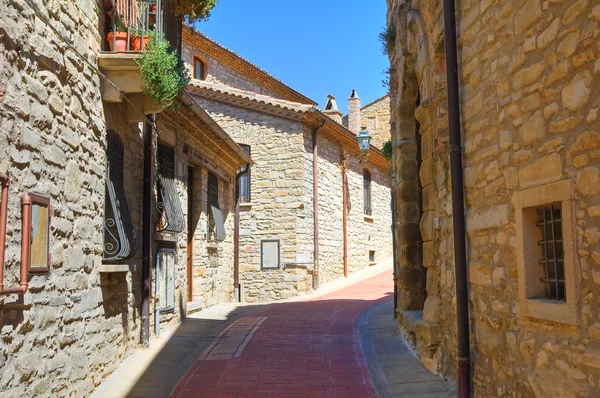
{"left": 157, "top": 143, "right": 185, "bottom": 234}
{"left": 207, "top": 172, "right": 226, "bottom": 241}
{"left": 237, "top": 145, "right": 251, "bottom": 203}
{"left": 103, "top": 131, "right": 136, "bottom": 261}
{"left": 363, "top": 169, "right": 372, "bottom": 215}
{"left": 535, "top": 204, "right": 565, "bottom": 301}
{"left": 513, "top": 179, "right": 578, "bottom": 325}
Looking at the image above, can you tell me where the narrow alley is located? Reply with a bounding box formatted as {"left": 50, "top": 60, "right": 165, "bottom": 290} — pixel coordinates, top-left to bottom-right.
{"left": 94, "top": 266, "right": 454, "bottom": 397}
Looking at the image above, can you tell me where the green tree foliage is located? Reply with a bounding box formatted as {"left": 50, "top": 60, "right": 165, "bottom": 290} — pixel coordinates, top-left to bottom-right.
{"left": 382, "top": 139, "right": 393, "bottom": 161}
{"left": 137, "top": 36, "right": 190, "bottom": 108}
{"left": 172, "top": 0, "right": 218, "bottom": 22}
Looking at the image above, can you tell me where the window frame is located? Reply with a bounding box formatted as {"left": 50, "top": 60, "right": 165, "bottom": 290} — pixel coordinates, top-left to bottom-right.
{"left": 207, "top": 171, "right": 226, "bottom": 242}
{"left": 193, "top": 56, "right": 206, "bottom": 80}
{"left": 363, "top": 169, "right": 372, "bottom": 215}
{"left": 513, "top": 179, "right": 579, "bottom": 325}
{"left": 237, "top": 145, "right": 251, "bottom": 203}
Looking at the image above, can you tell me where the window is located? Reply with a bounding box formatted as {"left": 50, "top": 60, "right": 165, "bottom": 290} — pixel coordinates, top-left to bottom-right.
{"left": 238, "top": 145, "right": 251, "bottom": 203}
{"left": 535, "top": 204, "right": 564, "bottom": 301}
{"left": 194, "top": 57, "right": 205, "bottom": 80}
{"left": 103, "top": 131, "right": 136, "bottom": 261}
{"left": 513, "top": 180, "right": 579, "bottom": 325}
{"left": 156, "top": 143, "right": 185, "bottom": 234}
{"left": 363, "top": 169, "right": 372, "bottom": 215}
{"left": 156, "top": 248, "right": 176, "bottom": 312}
{"left": 207, "top": 172, "right": 226, "bottom": 241}
{"left": 369, "top": 250, "right": 376, "bottom": 263}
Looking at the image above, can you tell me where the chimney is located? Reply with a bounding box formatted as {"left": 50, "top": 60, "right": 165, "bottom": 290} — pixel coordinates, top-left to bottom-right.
{"left": 323, "top": 94, "right": 343, "bottom": 124}
{"left": 348, "top": 89, "right": 361, "bottom": 134}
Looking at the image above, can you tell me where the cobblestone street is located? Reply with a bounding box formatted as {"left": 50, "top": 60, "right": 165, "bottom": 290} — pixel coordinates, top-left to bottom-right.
{"left": 169, "top": 269, "right": 453, "bottom": 397}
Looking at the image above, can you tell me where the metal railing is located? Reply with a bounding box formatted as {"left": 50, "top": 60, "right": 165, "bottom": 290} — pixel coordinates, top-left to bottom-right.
{"left": 107, "top": 0, "right": 164, "bottom": 52}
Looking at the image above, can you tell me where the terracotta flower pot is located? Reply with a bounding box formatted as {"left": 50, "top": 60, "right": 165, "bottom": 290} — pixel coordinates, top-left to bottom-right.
{"left": 130, "top": 35, "right": 149, "bottom": 51}
{"left": 150, "top": 4, "right": 157, "bottom": 13}
{"left": 107, "top": 32, "right": 128, "bottom": 52}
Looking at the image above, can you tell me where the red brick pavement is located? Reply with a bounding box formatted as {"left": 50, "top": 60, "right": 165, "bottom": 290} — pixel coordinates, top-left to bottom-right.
{"left": 172, "top": 270, "right": 393, "bottom": 398}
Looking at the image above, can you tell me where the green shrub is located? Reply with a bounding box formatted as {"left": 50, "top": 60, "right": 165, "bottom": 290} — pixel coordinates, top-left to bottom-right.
{"left": 382, "top": 139, "right": 393, "bottom": 161}
{"left": 378, "top": 25, "right": 396, "bottom": 56}
{"left": 137, "top": 36, "right": 190, "bottom": 108}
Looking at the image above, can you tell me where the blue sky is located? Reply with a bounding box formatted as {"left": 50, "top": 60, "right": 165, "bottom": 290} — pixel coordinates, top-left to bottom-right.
{"left": 193, "top": 0, "right": 389, "bottom": 115}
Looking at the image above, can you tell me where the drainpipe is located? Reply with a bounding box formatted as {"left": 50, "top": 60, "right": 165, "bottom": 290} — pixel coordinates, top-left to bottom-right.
{"left": 341, "top": 152, "right": 348, "bottom": 278}
{"left": 312, "top": 120, "right": 326, "bottom": 290}
{"left": 234, "top": 163, "right": 249, "bottom": 302}
{"left": 391, "top": 188, "right": 398, "bottom": 319}
{"left": 141, "top": 119, "right": 153, "bottom": 348}
{"left": 0, "top": 175, "right": 30, "bottom": 296}
{"left": 443, "top": 0, "right": 471, "bottom": 396}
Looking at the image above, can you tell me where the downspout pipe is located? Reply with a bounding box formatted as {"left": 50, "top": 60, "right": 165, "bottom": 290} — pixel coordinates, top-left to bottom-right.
{"left": 443, "top": 0, "right": 471, "bottom": 396}
{"left": 234, "top": 163, "right": 250, "bottom": 302}
{"left": 141, "top": 119, "right": 153, "bottom": 348}
{"left": 341, "top": 152, "right": 348, "bottom": 278}
{"left": 391, "top": 188, "right": 398, "bottom": 319}
{"left": 313, "top": 119, "right": 326, "bottom": 290}
{"left": 0, "top": 174, "right": 30, "bottom": 296}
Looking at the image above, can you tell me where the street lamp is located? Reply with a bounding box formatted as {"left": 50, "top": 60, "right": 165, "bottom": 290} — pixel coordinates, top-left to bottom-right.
{"left": 357, "top": 128, "right": 372, "bottom": 153}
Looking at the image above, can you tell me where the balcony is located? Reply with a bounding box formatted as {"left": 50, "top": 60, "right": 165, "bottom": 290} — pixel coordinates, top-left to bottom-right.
{"left": 99, "top": 0, "right": 181, "bottom": 121}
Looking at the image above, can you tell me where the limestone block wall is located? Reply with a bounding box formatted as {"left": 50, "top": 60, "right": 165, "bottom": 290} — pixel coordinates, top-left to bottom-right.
{"left": 182, "top": 39, "right": 283, "bottom": 99}
{"left": 388, "top": 0, "right": 600, "bottom": 395}
{"left": 360, "top": 96, "right": 392, "bottom": 150}
{"left": 311, "top": 132, "right": 393, "bottom": 284}
{"left": 192, "top": 98, "right": 312, "bottom": 302}
{"left": 0, "top": 1, "right": 147, "bottom": 395}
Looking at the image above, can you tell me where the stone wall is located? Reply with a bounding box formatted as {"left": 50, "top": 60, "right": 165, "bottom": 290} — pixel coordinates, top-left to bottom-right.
{"left": 360, "top": 96, "right": 391, "bottom": 150}
{"left": 0, "top": 1, "right": 145, "bottom": 395}
{"left": 387, "top": 0, "right": 600, "bottom": 395}
{"left": 192, "top": 98, "right": 313, "bottom": 302}
{"left": 182, "top": 40, "right": 283, "bottom": 99}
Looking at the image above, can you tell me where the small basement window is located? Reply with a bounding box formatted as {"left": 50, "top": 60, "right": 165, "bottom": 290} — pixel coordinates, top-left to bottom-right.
{"left": 369, "top": 250, "right": 376, "bottom": 263}
{"left": 513, "top": 180, "right": 579, "bottom": 325}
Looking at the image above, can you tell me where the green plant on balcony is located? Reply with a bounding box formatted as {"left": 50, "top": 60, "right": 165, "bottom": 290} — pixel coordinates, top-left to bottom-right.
{"left": 172, "top": 0, "right": 218, "bottom": 22}
{"left": 137, "top": 35, "right": 190, "bottom": 108}
{"left": 107, "top": 13, "right": 128, "bottom": 51}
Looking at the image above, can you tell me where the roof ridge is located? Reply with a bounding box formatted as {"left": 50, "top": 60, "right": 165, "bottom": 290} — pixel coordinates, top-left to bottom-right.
{"left": 184, "top": 25, "right": 317, "bottom": 106}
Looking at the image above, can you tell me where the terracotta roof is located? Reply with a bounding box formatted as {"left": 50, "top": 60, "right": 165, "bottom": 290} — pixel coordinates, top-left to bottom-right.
{"left": 183, "top": 26, "right": 316, "bottom": 106}
{"left": 187, "top": 84, "right": 391, "bottom": 171}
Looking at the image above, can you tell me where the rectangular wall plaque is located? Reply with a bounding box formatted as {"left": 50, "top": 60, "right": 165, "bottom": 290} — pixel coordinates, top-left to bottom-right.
{"left": 261, "top": 239, "right": 280, "bottom": 270}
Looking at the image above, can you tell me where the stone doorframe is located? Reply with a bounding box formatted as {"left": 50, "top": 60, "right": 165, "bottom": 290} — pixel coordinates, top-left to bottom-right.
{"left": 390, "top": 4, "right": 446, "bottom": 372}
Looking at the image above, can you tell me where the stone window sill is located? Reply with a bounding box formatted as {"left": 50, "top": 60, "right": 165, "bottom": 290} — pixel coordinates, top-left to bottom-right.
{"left": 519, "top": 299, "right": 578, "bottom": 325}
{"left": 364, "top": 214, "right": 374, "bottom": 222}
{"left": 99, "top": 264, "right": 136, "bottom": 273}
{"left": 239, "top": 202, "right": 252, "bottom": 209}
{"left": 206, "top": 242, "right": 220, "bottom": 250}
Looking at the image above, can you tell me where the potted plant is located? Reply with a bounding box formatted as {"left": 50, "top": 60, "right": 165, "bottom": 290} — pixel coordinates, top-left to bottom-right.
{"left": 107, "top": 13, "right": 128, "bottom": 51}
{"left": 130, "top": 26, "right": 150, "bottom": 51}
{"left": 136, "top": 36, "right": 190, "bottom": 108}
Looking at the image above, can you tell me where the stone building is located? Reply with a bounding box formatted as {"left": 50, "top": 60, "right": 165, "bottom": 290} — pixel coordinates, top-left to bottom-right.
{"left": 0, "top": 0, "right": 250, "bottom": 395}
{"left": 386, "top": 0, "right": 600, "bottom": 396}
{"left": 183, "top": 27, "right": 393, "bottom": 302}
{"left": 342, "top": 93, "right": 392, "bottom": 150}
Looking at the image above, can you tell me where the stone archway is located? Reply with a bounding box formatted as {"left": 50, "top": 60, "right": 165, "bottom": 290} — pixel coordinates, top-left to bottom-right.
{"left": 390, "top": 4, "right": 444, "bottom": 372}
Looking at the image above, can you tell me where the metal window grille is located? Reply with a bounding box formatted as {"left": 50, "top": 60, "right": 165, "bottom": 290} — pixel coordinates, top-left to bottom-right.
{"left": 238, "top": 145, "right": 251, "bottom": 203}
{"left": 156, "top": 248, "right": 176, "bottom": 312}
{"left": 156, "top": 143, "right": 185, "bottom": 234}
{"left": 207, "top": 172, "right": 226, "bottom": 241}
{"left": 103, "top": 131, "right": 136, "bottom": 261}
{"left": 363, "top": 170, "right": 372, "bottom": 215}
{"left": 536, "top": 204, "right": 565, "bottom": 301}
